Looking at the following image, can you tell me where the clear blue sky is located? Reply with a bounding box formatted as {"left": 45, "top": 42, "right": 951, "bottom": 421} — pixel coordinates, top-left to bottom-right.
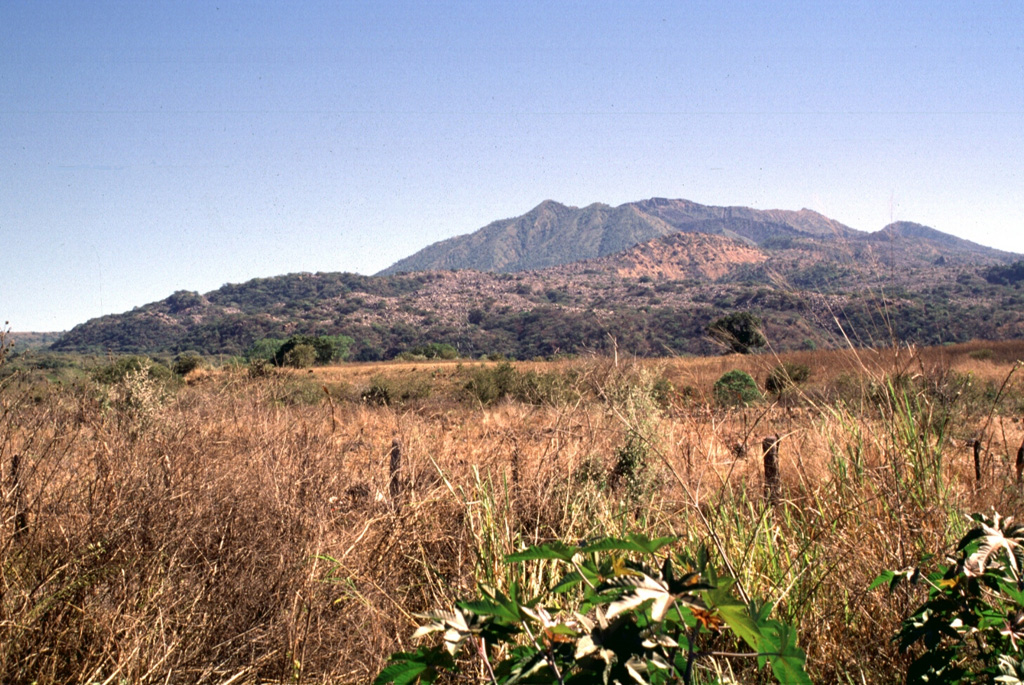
{"left": 2, "top": 0, "right": 1022, "bottom": 331}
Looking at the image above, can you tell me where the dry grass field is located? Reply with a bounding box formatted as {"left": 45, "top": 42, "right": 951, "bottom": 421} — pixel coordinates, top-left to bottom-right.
{"left": 2, "top": 339, "right": 1024, "bottom": 683}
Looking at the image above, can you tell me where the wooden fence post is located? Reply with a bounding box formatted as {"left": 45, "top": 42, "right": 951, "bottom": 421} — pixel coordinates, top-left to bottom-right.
{"left": 762, "top": 435, "right": 780, "bottom": 505}
{"left": 1016, "top": 439, "right": 1024, "bottom": 485}
{"left": 389, "top": 438, "right": 403, "bottom": 503}
{"left": 11, "top": 454, "right": 28, "bottom": 540}
{"left": 973, "top": 439, "right": 982, "bottom": 483}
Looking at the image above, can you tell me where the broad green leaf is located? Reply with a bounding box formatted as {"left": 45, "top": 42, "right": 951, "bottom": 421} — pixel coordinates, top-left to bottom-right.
{"left": 373, "top": 659, "right": 428, "bottom": 685}
{"left": 552, "top": 570, "right": 586, "bottom": 594}
{"left": 869, "top": 570, "right": 896, "bottom": 592}
{"left": 761, "top": 621, "right": 811, "bottom": 685}
{"left": 583, "top": 534, "right": 677, "bottom": 556}
{"left": 458, "top": 598, "right": 520, "bottom": 623}
{"left": 701, "top": 579, "right": 760, "bottom": 650}
{"left": 374, "top": 648, "right": 452, "bottom": 685}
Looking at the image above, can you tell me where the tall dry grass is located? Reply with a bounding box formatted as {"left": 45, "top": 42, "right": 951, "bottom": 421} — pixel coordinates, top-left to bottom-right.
{"left": 1, "top": 342, "right": 1023, "bottom": 683}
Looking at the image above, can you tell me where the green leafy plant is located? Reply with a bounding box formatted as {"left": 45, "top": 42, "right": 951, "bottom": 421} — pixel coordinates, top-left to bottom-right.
{"left": 713, "top": 370, "right": 763, "bottom": 407}
{"left": 873, "top": 512, "right": 1024, "bottom": 683}
{"left": 375, "top": 534, "right": 809, "bottom": 684}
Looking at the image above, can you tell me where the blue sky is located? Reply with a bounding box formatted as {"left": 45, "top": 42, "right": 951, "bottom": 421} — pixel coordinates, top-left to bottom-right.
{"left": 2, "top": 0, "right": 1022, "bottom": 331}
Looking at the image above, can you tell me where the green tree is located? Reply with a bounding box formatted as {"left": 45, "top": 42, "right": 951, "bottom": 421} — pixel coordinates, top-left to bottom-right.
{"left": 273, "top": 335, "right": 345, "bottom": 366}
{"left": 707, "top": 311, "right": 767, "bottom": 354}
{"left": 246, "top": 338, "right": 287, "bottom": 362}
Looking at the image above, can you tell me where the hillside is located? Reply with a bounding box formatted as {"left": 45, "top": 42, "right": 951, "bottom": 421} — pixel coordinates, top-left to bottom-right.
{"left": 379, "top": 200, "right": 682, "bottom": 274}
{"left": 380, "top": 197, "right": 1013, "bottom": 276}
{"left": 51, "top": 213, "right": 1024, "bottom": 360}
{"left": 556, "top": 233, "right": 769, "bottom": 281}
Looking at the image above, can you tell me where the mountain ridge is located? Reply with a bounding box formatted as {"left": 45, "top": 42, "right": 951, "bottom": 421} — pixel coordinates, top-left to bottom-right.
{"left": 378, "top": 197, "right": 1004, "bottom": 275}
{"left": 47, "top": 196, "right": 1024, "bottom": 359}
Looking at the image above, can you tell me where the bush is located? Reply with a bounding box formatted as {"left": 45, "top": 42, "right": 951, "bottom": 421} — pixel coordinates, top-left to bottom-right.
{"left": 765, "top": 362, "right": 811, "bottom": 394}
{"left": 283, "top": 344, "right": 317, "bottom": 369}
{"left": 405, "top": 343, "right": 458, "bottom": 360}
{"left": 93, "top": 355, "right": 175, "bottom": 385}
{"left": 360, "top": 375, "right": 432, "bottom": 406}
{"left": 714, "top": 369, "right": 763, "bottom": 406}
{"left": 707, "top": 311, "right": 767, "bottom": 354}
{"left": 247, "top": 358, "right": 274, "bottom": 378}
{"left": 361, "top": 376, "right": 394, "bottom": 406}
{"left": 172, "top": 351, "right": 205, "bottom": 376}
{"left": 464, "top": 362, "right": 576, "bottom": 406}
{"left": 465, "top": 362, "right": 519, "bottom": 404}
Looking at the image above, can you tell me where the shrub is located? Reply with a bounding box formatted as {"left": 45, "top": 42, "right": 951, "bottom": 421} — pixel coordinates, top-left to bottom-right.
{"left": 611, "top": 430, "right": 650, "bottom": 499}
{"left": 405, "top": 342, "right": 458, "bottom": 360}
{"left": 361, "top": 376, "right": 393, "bottom": 406}
{"left": 465, "top": 362, "right": 519, "bottom": 404}
{"left": 765, "top": 362, "right": 811, "bottom": 394}
{"left": 283, "top": 344, "right": 317, "bottom": 369}
{"left": 247, "top": 358, "right": 274, "bottom": 378}
{"left": 360, "top": 375, "right": 432, "bottom": 406}
{"left": 172, "top": 351, "right": 205, "bottom": 376}
{"left": 464, "top": 362, "right": 576, "bottom": 406}
{"left": 93, "top": 355, "right": 174, "bottom": 385}
{"left": 714, "top": 369, "right": 763, "bottom": 406}
{"left": 650, "top": 375, "right": 676, "bottom": 407}
{"left": 707, "top": 311, "right": 767, "bottom": 354}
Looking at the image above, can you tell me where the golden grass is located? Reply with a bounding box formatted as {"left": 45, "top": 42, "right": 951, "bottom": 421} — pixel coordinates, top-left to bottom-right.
{"left": 2, "top": 341, "right": 1024, "bottom": 683}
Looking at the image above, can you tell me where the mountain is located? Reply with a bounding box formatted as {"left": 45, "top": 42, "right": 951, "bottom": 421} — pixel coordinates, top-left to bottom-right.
{"left": 49, "top": 197, "right": 1024, "bottom": 360}
{"left": 378, "top": 198, "right": 865, "bottom": 275}
{"left": 380, "top": 198, "right": 1016, "bottom": 276}
{"left": 380, "top": 200, "right": 678, "bottom": 274}
{"left": 865, "top": 221, "right": 1019, "bottom": 262}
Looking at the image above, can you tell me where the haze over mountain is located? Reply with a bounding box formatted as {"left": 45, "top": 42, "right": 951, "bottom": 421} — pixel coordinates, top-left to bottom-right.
{"left": 379, "top": 197, "right": 1012, "bottom": 276}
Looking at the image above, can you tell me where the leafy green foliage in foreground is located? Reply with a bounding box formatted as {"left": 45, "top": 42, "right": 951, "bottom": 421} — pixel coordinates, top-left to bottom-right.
{"left": 874, "top": 512, "right": 1024, "bottom": 683}
{"left": 375, "top": 534, "right": 809, "bottom": 684}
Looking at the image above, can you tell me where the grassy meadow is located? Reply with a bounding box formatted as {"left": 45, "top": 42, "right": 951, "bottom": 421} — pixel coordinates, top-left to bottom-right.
{"left": 2, "top": 339, "right": 1024, "bottom": 683}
